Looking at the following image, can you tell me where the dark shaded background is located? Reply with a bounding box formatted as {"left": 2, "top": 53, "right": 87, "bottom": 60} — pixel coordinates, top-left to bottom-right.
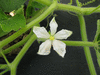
{"left": 1, "top": 0, "right": 100, "bottom": 75}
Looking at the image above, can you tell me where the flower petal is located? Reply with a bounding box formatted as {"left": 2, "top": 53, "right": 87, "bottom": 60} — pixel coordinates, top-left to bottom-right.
{"left": 33, "top": 26, "right": 50, "bottom": 39}
{"left": 37, "top": 40, "right": 51, "bottom": 55}
{"left": 54, "top": 29, "right": 72, "bottom": 40}
{"left": 52, "top": 40, "right": 66, "bottom": 58}
{"left": 49, "top": 17, "right": 58, "bottom": 35}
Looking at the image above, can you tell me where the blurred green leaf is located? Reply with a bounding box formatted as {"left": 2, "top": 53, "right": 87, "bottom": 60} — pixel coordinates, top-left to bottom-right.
{"left": 15, "top": 5, "right": 24, "bottom": 15}
{"left": 0, "top": 14, "right": 26, "bottom": 32}
{"left": 26, "top": 1, "right": 45, "bottom": 18}
{"left": 0, "top": 27, "right": 8, "bottom": 37}
{"left": 0, "top": 9, "right": 9, "bottom": 37}
{"left": 32, "top": 1, "right": 45, "bottom": 9}
{"left": 26, "top": 6, "right": 35, "bottom": 18}
{"left": 0, "top": 6, "right": 25, "bottom": 37}
{"left": 0, "top": 0, "right": 26, "bottom": 12}
{"left": 0, "top": 9, "right": 8, "bottom": 20}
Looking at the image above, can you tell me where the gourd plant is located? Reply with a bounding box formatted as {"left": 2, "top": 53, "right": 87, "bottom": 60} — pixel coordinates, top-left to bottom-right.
{"left": 0, "top": 0, "right": 100, "bottom": 75}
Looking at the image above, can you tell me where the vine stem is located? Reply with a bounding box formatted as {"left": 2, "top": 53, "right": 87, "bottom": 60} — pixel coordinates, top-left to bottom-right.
{"left": 10, "top": 65, "right": 17, "bottom": 75}
{"left": 0, "top": 28, "right": 33, "bottom": 57}
{"left": 0, "top": 69, "right": 9, "bottom": 75}
{"left": 0, "top": 24, "right": 40, "bottom": 57}
{"left": 9, "top": 34, "right": 37, "bottom": 75}
{"left": 0, "top": 40, "right": 97, "bottom": 57}
{"left": 0, "top": 51, "right": 10, "bottom": 65}
{"left": 12, "top": 34, "right": 37, "bottom": 68}
{"left": 35, "top": 0, "right": 100, "bottom": 15}
{"left": 78, "top": 14, "right": 97, "bottom": 75}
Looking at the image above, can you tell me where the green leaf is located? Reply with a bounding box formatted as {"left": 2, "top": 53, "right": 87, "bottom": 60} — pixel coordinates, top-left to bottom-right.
{"left": 0, "top": 0, "right": 26, "bottom": 12}
{"left": 0, "top": 6, "right": 25, "bottom": 37}
{"left": 0, "top": 9, "right": 8, "bottom": 20}
{"left": 26, "top": 1, "right": 45, "bottom": 18}
{"left": 0, "top": 9, "right": 9, "bottom": 37}
{"left": 32, "top": 1, "right": 45, "bottom": 9}
{"left": 26, "top": 6, "right": 35, "bottom": 18}
{"left": 0, "top": 27, "right": 8, "bottom": 37}
{"left": 0, "top": 14, "right": 26, "bottom": 32}
{"left": 15, "top": 5, "right": 24, "bottom": 15}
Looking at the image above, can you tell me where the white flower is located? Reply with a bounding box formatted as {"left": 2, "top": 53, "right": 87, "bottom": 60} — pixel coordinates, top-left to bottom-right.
{"left": 33, "top": 17, "right": 72, "bottom": 58}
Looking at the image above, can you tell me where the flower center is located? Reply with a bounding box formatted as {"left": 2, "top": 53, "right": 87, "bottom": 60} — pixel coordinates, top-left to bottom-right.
{"left": 50, "top": 36, "right": 54, "bottom": 40}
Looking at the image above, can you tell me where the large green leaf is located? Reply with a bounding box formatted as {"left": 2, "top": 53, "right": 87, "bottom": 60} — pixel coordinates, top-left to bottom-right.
{"left": 0, "top": 14, "right": 26, "bottom": 32}
{"left": 0, "top": 6, "right": 25, "bottom": 37}
{"left": 0, "top": 0, "right": 26, "bottom": 12}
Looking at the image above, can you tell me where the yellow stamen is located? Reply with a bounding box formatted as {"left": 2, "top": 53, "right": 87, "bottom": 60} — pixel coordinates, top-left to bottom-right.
{"left": 50, "top": 36, "right": 54, "bottom": 40}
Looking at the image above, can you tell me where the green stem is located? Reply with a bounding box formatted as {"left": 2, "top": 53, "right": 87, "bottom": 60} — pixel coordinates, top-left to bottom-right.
{"left": 0, "top": 1, "right": 57, "bottom": 49}
{"left": 0, "top": 64, "right": 9, "bottom": 69}
{"left": 35, "top": 0, "right": 100, "bottom": 15}
{"left": 9, "top": 34, "right": 37, "bottom": 75}
{"left": 0, "top": 51, "right": 10, "bottom": 65}
{"left": 0, "top": 29, "right": 33, "bottom": 57}
{"left": 10, "top": 66, "right": 16, "bottom": 75}
{"left": 12, "top": 34, "right": 37, "bottom": 67}
{"left": 63, "top": 41, "right": 97, "bottom": 47}
{"left": 82, "top": 0, "right": 95, "bottom": 6}
{"left": 57, "top": 3, "right": 82, "bottom": 14}
{"left": 78, "top": 14, "right": 97, "bottom": 75}
{"left": 68, "top": 0, "right": 73, "bottom": 5}
{"left": 86, "top": 5, "right": 100, "bottom": 15}
{"left": 76, "top": 0, "right": 81, "bottom": 7}
{"left": 0, "top": 69, "right": 9, "bottom": 75}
